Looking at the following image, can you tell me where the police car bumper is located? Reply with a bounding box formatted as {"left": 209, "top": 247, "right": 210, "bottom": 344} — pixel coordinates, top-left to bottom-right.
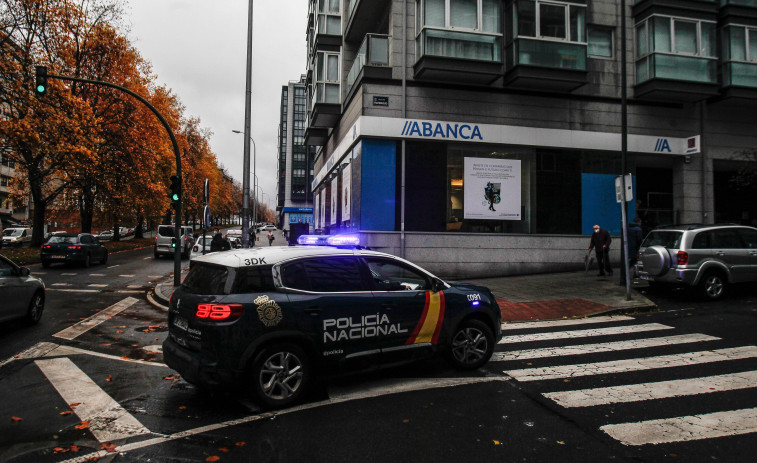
{"left": 162, "top": 337, "right": 239, "bottom": 387}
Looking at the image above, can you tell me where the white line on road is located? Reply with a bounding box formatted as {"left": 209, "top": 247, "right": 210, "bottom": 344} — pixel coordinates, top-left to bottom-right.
{"left": 88, "top": 284, "right": 108, "bottom": 288}
{"left": 0, "top": 342, "right": 59, "bottom": 368}
{"left": 107, "top": 265, "right": 120, "bottom": 269}
{"left": 119, "top": 274, "right": 135, "bottom": 277}
{"left": 502, "top": 316, "right": 634, "bottom": 330}
{"left": 51, "top": 283, "right": 72, "bottom": 287}
{"left": 116, "top": 290, "right": 144, "bottom": 294}
{"left": 505, "top": 346, "right": 757, "bottom": 381}
{"left": 143, "top": 257, "right": 151, "bottom": 260}
{"left": 499, "top": 323, "right": 673, "bottom": 344}
{"left": 44, "top": 345, "right": 168, "bottom": 368}
{"left": 492, "top": 333, "right": 720, "bottom": 361}
{"left": 126, "top": 285, "right": 142, "bottom": 289}
{"left": 89, "top": 274, "right": 105, "bottom": 277}
{"left": 47, "top": 289, "right": 101, "bottom": 293}
{"left": 61, "top": 273, "right": 77, "bottom": 276}
{"left": 35, "top": 358, "right": 151, "bottom": 443}
{"left": 601, "top": 407, "right": 757, "bottom": 445}
{"left": 544, "top": 370, "right": 757, "bottom": 408}
{"left": 53, "top": 297, "right": 139, "bottom": 341}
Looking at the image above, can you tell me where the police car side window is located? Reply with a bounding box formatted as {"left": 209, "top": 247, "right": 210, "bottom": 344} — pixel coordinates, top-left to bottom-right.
{"left": 281, "top": 261, "right": 311, "bottom": 291}
{"left": 365, "top": 258, "right": 430, "bottom": 291}
{"left": 233, "top": 266, "right": 275, "bottom": 293}
{"left": 282, "top": 257, "right": 366, "bottom": 292}
{"left": 182, "top": 263, "right": 230, "bottom": 295}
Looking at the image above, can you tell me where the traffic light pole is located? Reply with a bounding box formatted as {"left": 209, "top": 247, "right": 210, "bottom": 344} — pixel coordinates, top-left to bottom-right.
{"left": 42, "top": 73, "right": 184, "bottom": 287}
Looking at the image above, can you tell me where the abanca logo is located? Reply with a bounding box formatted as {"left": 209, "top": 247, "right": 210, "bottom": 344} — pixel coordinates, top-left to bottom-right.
{"left": 401, "top": 120, "right": 483, "bottom": 141}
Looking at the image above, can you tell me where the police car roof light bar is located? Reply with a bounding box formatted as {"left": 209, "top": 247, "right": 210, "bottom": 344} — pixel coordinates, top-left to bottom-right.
{"left": 297, "top": 235, "right": 329, "bottom": 246}
{"left": 326, "top": 235, "right": 361, "bottom": 247}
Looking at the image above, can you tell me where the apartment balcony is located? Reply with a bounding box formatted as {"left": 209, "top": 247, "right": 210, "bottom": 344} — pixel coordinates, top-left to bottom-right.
{"left": 503, "top": 38, "right": 587, "bottom": 92}
{"left": 344, "top": 0, "right": 391, "bottom": 44}
{"left": 345, "top": 34, "right": 391, "bottom": 100}
{"left": 721, "top": 61, "right": 757, "bottom": 99}
{"left": 312, "top": 11, "right": 342, "bottom": 50}
{"left": 634, "top": 53, "right": 719, "bottom": 101}
{"left": 304, "top": 125, "right": 330, "bottom": 146}
{"left": 414, "top": 28, "right": 503, "bottom": 85}
{"left": 720, "top": 0, "right": 757, "bottom": 22}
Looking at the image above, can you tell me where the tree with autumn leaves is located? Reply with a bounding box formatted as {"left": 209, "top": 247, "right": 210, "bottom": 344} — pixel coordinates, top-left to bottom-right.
{"left": 1, "top": 0, "right": 241, "bottom": 245}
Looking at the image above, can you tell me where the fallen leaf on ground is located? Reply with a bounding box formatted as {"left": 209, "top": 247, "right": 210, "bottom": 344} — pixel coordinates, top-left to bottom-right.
{"left": 402, "top": 419, "right": 409, "bottom": 423}
{"left": 101, "top": 442, "right": 117, "bottom": 453}
{"left": 105, "top": 375, "right": 113, "bottom": 382}
{"left": 235, "top": 442, "right": 246, "bottom": 447}
{"left": 11, "top": 416, "right": 22, "bottom": 422}
{"left": 75, "top": 420, "right": 91, "bottom": 429}
{"left": 218, "top": 447, "right": 229, "bottom": 452}
{"left": 206, "top": 457, "right": 220, "bottom": 462}
{"left": 69, "top": 403, "right": 81, "bottom": 409}
{"left": 178, "top": 406, "right": 187, "bottom": 410}
{"left": 557, "top": 441, "right": 566, "bottom": 445}
{"left": 59, "top": 411, "right": 73, "bottom": 416}
{"left": 493, "top": 440, "right": 501, "bottom": 445}
{"left": 163, "top": 374, "right": 180, "bottom": 381}
{"left": 120, "top": 356, "right": 130, "bottom": 360}
{"left": 54, "top": 447, "right": 68, "bottom": 453}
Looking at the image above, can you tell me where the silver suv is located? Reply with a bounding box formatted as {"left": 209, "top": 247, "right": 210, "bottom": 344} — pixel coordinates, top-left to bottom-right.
{"left": 154, "top": 225, "right": 194, "bottom": 259}
{"left": 636, "top": 224, "right": 757, "bottom": 300}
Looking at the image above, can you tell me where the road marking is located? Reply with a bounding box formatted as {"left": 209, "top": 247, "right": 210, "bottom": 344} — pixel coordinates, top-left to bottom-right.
{"left": 89, "top": 273, "right": 106, "bottom": 277}
{"left": 119, "top": 274, "right": 135, "bottom": 277}
{"left": 48, "top": 289, "right": 101, "bottom": 293}
{"left": 53, "top": 297, "right": 139, "bottom": 340}
{"left": 35, "top": 358, "right": 151, "bottom": 442}
{"left": 88, "top": 284, "right": 108, "bottom": 288}
{"left": 52, "top": 283, "right": 72, "bottom": 287}
{"left": 499, "top": 323, "right": 673, "bottom": 344}
{"left": 44, "top": 345, "right": 168, "bottom": 368}
{"left": 502, "top": 316, "right": 634, "bottom": 330}
{"left": 492, "top": 333, "right": 720, "bottom": 361}
{"left": 61, "top": 273, "right": 78, "bottom": 276}
{"left": 116, "top": 290, "right": 143, "bottom": 294}
{"left": 60, "top": 376, "right": 506, "bottom": 463}
{"left": 107, "top": 265, "right": 120, "bottom": 269}
{"left": 143, "top": 257, "right": 151, "bottom": 260}
{"left": 0, "top": 342, "right": 59, "bottom": 368}
{"left": 148, "top": 275, "right": 162, "bottom": 279}
{"left": 601, "top": 407, "right": 757, "bottom": 445}
{"left": 505, "top": 346, "right": 757, "bottom": 381}
{"left": 127, "top": 285, "right": 142, "bottom": 289}
{"left": 545, "top": 370, "right": 757, "bottom": 408}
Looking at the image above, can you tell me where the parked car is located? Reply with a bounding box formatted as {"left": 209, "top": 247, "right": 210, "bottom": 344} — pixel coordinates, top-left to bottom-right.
{"left": 0, "top": 254, "right": 45, "bottom": 325}
{"left": 2, "top": 227, "right": 32, "bottom": 248}
{"left": 154, "top": 225, "right": 194, "bottom": 259}
{"left": 190, "top": 235, "right": 214, "bottom": 261}
{"left": 257, "top": 224, "right": 277, "bottom": 232}
{"left": 163, "top": 242, "right": 502, "bottom": 408}
{"left": 636, "top": 224, "right": 757, "bottom": 300}
{"left": 40, "top": 233, "right": 108, "bottom": 268}
{"left": 225, "top": 229, "right": 243, "bottom": 248}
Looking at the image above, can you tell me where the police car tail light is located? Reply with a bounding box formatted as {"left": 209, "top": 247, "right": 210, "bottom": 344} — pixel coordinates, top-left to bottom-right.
{"left": 677, "top": 251, "right": 688, "bottom": 266}
{"left": 326, "top": 234, "right": 360, "bottom": 246}
{"left": 196, "top": 304, "right": 243, "bottom": 321}
{"left": 67, "top": 245, "right": 81, "bottom": 250}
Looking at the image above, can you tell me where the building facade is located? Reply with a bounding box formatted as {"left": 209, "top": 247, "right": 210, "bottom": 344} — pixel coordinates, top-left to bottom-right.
{"left": 305, "top": 0, "right": 757, "bottom": 279}
{"left": 277, "top": 75, "right": 316, "bottom": 233}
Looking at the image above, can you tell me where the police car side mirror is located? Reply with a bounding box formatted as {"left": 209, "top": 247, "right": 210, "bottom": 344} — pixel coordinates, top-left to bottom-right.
{"left": 432, "top": 278, "right": 444, "bottom": 292}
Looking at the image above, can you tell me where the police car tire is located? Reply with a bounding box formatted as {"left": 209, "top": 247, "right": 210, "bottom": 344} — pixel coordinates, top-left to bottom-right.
{"left": 446, "top": 319, "right": 494, "bottom": 371}
{"left": 247, "top": 343, "right": 311, "bottom": 409}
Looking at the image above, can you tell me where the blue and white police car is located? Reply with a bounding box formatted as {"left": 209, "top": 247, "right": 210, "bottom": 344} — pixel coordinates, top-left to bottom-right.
{"left": 163, "top": 235, "right": 502, "bottom": 408}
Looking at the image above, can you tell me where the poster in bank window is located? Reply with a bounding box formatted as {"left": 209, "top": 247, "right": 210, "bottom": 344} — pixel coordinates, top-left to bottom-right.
{"left": 464, "top": 157, "right": 521, "bottom": 220}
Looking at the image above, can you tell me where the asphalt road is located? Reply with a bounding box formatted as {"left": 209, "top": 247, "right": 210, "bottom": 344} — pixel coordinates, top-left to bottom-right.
{"left": 1, "top": 250, "right": 756, "bottom": 462}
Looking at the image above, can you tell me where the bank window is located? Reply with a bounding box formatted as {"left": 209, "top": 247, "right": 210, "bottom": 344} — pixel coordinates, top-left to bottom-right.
{"left": 588, "top": 25, "right": 613, "bottom": 58}
{"left": 416, "top": 0, "right": 503, "bottom": 62}
{"left": 514, "top": 0, "right": 586, "bottom": 43}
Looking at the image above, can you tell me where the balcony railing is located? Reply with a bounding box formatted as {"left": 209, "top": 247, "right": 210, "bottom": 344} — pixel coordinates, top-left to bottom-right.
{"left": 512, "top": 38, "right": 586, "bottom": 70}
{"left": 346, "top": 34, "right": 389, "bottom": 94}
{"left": 416, "top": 28, "right": 502, "bottom": 63}
{"left": 723, "top": 61, "right": 757, "bottom": 87}
{"left": 636, "top": 53, "right": 717, "bottom": 84}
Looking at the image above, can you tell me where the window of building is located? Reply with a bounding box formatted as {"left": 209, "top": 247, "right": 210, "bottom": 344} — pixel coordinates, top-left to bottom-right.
{"left": 416, "top": 0, "right": 503, "bottom": 62}
{"left": 511, "top": 0, "right": 586, "bottom": 70}
{"left": 0, "top": 176, "right": 9, "bottom": 187}
{"left": 317, "top": 0, "right": 341, "bottom": 35}
{"left": 314, "top": 51, "right": 340, "bottom": 105}
{"left": 588, "top": 25, "right": 613, "bottom": 58}
{"left": 635, "top": 15, "right": 716, "bottom": 84}
{"left": 722, "top": 24, "right": 757, "bottom": 87}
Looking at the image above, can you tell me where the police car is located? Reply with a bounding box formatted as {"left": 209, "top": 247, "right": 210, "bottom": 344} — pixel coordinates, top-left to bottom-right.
{"left": 162, "top": 236, "right": 502, "bottom": 408}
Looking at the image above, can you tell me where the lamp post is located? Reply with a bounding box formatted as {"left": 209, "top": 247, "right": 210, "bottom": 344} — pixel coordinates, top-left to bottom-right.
{"left": 233, "top": 129, "right": 256, "bottom": 248}
{"left": 240, "top": 0, "right": 254, "bottom": 249}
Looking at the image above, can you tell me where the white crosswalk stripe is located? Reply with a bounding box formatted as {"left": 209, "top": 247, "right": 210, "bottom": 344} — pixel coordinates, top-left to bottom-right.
{"left": 499, "top": 323, "right": 673, "bottom": 344}
{"left": 493, "top": 316, "right": 757, "bottom": 446}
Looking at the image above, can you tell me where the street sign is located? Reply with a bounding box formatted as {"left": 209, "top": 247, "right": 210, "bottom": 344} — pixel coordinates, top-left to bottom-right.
{"left": 615, "top": 174, "right": 633, "bottom": 203}
{"left": 204, "top": 205, "right": 210, "bottom": 231}
{"left": 204, "top": 179, "right": 209, "bottom": 204}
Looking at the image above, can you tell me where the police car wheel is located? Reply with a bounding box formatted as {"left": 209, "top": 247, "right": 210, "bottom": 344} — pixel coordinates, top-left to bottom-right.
{"left": 447, "top": 319, "right": 494, "bottom": 370}
{"left": 248, "top": 343, "right": 310, "bottom": 408}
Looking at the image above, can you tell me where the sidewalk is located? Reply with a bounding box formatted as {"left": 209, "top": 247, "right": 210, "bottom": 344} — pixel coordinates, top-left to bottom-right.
{"left": 152, "top": 268, "right": 656, "bottom": 322}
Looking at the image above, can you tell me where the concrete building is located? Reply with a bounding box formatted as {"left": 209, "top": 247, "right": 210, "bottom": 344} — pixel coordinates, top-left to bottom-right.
{"left": 304, "top": 0, "right": 757, "bottom": 279}
{"left": 277, "top": 75, "right": 316, "bottom": 234}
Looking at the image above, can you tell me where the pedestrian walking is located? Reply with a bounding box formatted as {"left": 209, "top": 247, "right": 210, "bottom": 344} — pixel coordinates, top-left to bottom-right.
{"left": 249, "top": 229, "right": 256, "bottom": 248}
{"left": 267, "top": 230, "right": 274, "bottom": 246}
{"left": 626, "top": 217, "right": 644, "bottom": 274}
{"left": 221, "top": 234, "right": 232, "bottom": 251}
{"left": 588, "top": 224, "right": 613, "bottom": 276}
{"left": 210, "top": 230, "right": 223, "bottom": 252}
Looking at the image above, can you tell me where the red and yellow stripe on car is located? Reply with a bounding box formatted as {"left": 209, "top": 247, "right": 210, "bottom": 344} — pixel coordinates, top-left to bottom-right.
{"left": 406, "top": 291, "right": 445, "bottom": 345}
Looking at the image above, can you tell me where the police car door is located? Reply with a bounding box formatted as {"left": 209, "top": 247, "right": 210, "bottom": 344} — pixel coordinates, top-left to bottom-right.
{"left": 364, "top": 257, "right": 439, "bottom": 362}
{"left": 279, "top": 256, "right": 384, "bottom": 367}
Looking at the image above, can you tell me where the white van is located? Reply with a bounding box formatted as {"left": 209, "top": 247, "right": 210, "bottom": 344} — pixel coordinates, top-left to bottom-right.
{"left": 154, "top": 225, "right": 194, "bottom": 259}
{"left": 2, "top": 227, "right": 32, "bottom": 248}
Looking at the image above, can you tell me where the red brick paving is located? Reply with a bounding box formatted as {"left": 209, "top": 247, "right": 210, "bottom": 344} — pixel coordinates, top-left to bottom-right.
{"left": 497, "top": 298, "right": 611, "bottom": 322}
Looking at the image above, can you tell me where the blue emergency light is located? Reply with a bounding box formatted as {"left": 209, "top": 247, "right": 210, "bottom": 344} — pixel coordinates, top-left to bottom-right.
{"left": 297, "top": 234, "right": 362, "bottom": 247}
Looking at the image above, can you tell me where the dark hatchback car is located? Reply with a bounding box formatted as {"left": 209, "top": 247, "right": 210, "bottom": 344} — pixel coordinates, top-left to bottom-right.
{"left": 40, "top": 233, "right": 108, "bottom": 268}
{"left": 0, "top": 254, "right": 45, "bottom": 325}
{"left": 163, "top": 246, "right": 502, "bottom": 408}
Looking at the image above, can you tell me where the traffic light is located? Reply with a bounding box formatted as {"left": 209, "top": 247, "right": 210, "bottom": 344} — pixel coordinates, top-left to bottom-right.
{"left": 168, "top": 175, "right": 181, "bottom": 206}
{"left": 171, "top": 237, "right": 177, "bottom": 248}
{"left": 35, "top": 66, "right": 47, "bottom": 96}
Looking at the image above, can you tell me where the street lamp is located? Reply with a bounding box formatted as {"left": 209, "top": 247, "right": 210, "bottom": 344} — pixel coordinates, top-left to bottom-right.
{"left": 233, "top": 129, "right": 256, "bottom": 247}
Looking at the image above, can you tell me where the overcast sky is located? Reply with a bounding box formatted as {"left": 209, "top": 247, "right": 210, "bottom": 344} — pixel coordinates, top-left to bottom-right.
{"left": 124, "top": 0, "right": 309, "bottom": 211}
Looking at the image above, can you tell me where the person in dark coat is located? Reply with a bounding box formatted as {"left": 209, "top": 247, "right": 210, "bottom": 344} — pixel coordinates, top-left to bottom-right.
{"left": 588, "top": 224, "right": 613, "bottom": 276}
{"left": 627, "top": 217, "right": 644, "bottom": 267}
{"left": 210, "top": 231, "right": 223, "bottom": 252}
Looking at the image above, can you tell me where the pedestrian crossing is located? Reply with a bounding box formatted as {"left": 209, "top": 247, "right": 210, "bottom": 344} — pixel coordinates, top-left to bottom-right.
{"left": 493, "top": 316, "right": 757, "bottom": 446}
